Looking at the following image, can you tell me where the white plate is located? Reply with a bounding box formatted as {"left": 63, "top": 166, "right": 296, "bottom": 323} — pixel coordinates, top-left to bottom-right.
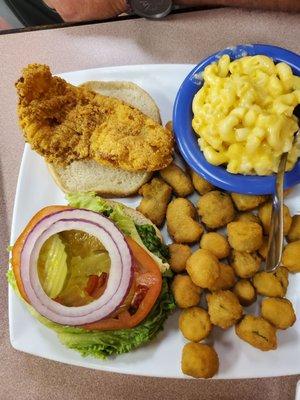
{"left": 9, "top": 64, "right": 300, "bottom": 379}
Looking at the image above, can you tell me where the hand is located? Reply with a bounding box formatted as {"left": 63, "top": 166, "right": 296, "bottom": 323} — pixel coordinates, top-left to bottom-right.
{"left": 44, "top": 0, "right": 129, "bottom": 22}
{"left": 44, "top": 0, "right": 208, "bottom": 22}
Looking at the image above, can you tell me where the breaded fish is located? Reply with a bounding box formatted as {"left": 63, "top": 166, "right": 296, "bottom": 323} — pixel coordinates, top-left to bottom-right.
{"left": 16, "top": 64, "right": 173, "bottom": 172}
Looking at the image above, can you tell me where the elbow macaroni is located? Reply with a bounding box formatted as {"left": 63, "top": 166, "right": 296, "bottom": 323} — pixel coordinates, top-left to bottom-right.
{"left": 192, "top": 55, "right": 300, "bottom": 175}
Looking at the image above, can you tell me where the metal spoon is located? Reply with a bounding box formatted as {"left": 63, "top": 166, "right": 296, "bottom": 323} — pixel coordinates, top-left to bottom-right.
{"left": 265, "top": 152, "right": 287, "bottom": 272}
{"left": 265, "top": 130, "right": 299, "bottom": 272}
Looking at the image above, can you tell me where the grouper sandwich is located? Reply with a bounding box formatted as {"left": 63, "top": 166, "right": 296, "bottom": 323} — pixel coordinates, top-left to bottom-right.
{"left": 15, "top": 65, "right": 173, "bottom": 196}
{"left": 8, "top": 192, "right": 175, "bottom": 358}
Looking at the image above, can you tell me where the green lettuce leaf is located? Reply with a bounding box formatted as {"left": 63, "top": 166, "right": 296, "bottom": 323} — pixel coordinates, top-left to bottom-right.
{"left": 70, "top": 253, "right": 110, "bottom": 277}
{"left": 57, "top": 279, "right": 175, "bottom": 358}
{"left": 110, "top": 204, "right": 139, "bottom": 237}
{"left": 7, "top": 269, "right": 175, "bottom": 358}
{"left": 7, "top": 269, "right": 17, "bottom": 290}
{"left": 67, "top": 192, "right": 143, "bottom": 249}
{"left": 67, "top": 192, "right": 113, "bottom": 217}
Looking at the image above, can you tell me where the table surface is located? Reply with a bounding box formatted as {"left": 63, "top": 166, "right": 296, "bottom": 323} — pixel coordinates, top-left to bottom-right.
{"left": 1, "top": 7, "right": 300, "bottom": 400}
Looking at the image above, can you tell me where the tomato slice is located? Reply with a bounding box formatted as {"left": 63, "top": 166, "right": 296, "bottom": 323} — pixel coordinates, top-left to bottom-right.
{"left": 85, "top": 275, "right": 99, "bottom": 296}
{"left": 11, "top": 205, "right": 71, "bottom": 303}
{"left": 82, "top": 237, "right": 162, "bottom": 331}
{"left": 86, "top": 273, "right": 108, "bottom": 298}
{"left": 12, "top": 209, "right": 162, "bottom": 331}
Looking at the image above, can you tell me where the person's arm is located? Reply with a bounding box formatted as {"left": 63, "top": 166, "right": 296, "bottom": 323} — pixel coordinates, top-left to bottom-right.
{"left": 43, "top": 0, "right": 128, "bottom": 22}
{"left": 44, "top": 0, "right": 299, "bottom": 22}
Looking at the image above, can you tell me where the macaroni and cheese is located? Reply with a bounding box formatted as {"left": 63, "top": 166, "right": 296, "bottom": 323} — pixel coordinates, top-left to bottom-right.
{"left": 192, "top": 55, "right": 300, "bottom": 175}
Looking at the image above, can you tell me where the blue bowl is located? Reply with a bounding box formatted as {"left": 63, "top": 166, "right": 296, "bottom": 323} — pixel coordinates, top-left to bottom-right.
{"left": 173, "top": 44, "right": 300, "bottom": 195}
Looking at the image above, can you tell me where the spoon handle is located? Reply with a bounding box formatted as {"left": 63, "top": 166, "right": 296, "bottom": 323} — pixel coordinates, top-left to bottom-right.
{"left": 265, "top": 153, "right": 288, "bottom": 272}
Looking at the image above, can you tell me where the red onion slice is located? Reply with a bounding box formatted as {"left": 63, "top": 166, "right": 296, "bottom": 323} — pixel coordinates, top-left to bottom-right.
{"left": 20, "top": 209, "right": 133, "bottom": 325}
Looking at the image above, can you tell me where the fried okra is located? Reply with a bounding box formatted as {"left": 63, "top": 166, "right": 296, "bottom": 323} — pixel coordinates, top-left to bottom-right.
{"left": 231, "top": 193, "right": 268, "bottom": 211}
{"left": 209, "top": 263, "right": 237, "bottom": 291}
{"left": 197, "top": 191, "right": 235, "bottom": 229}
{"left": 235, "top": 212, "right": 261, "bottom": 225}
{"left": 137, "top": 177, "right": 172, "bottom": 226}
{"left": 179, "top": 307, "right": 212, "bottom": 342}
{"left": 231, "top": 250, "right": 261, "bottom": 278}
{"left": 287, "top": 215, "right": 300, "bottom": 242}
{"left": 233, "top": 279, "right": 256, "bottom": 306}
{"left": 165, "top": 121, "right": 173, "bottom": 132}
{"left": 169, "top": 243, "right": 192, "bottom": 273}
{"left": 191, "top": 170, "right": 214, "bottom": 195}
{"left": 186, "top": 249, "right": 220, "bottom": 289}
{"left": 181, "top": 343, "right": 219, "bottom": 379}
{"left": 206, "top": 290, "right": 243, "bottom": 329}
{"left": 235, "top": 315, "right": 277, "bottom": 351}
{"left": 160, "top": 162, "right": 194, "bottom": 197}
{"left": 253, "top": 267, "right": 289, "bottom": 297}
{"left": 200, "top": 232, "right": 230, "bottom": 259}
{"left": 258, "top": 202, "right": 292, "bottom": 235}
{"left": 227, "top": 221, "right": 263, "bottom": 252}
{"left": 167, "top": 198, "right": 203, "bottom": 243}
{"left": 261, "top": 298, "right": 296, "bottom": 330}
{"left": 171, "top": 275, "right": 202, "bottom": 308}
{"left": 282, "top": 240, "right": 300, "bottom": 272}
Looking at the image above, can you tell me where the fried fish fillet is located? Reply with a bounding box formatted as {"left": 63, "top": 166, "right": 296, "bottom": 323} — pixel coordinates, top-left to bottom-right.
{"left": 16, "top": 64, "right": 173, "bottom": 172}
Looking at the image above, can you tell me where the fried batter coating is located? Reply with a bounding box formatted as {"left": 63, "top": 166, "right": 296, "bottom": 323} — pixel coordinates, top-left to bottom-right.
{"left": 181, "top": 343, "right": 219, "bottom": 379}
{"left": 231, "top": 250, "right": 261, "bottom": 278}
{"left": 235, "top": 315, "right": 277, "bottom": 351}
{"left": 16, "top": 64, "right": 173, "bottom": 171}
{"left": 287, "top": 215, "right": 300, "bottom": 242}
{"left": 258, "top": 202, "right": 292, "bottom": 235}
{"left": 253, "top": 267, "right": 289, "bottom": 297}
{"left": 172, "top": 275, "right": 202, "bottom": 308}
{"left": 179, "top": 307, "right": 212, "bottom": 342}
{"left": 186, "top": 249, "right": 220, "bottom": 289}
{"left": 282, "top": 240, "right": 300, "bottom": 272}
{"left": 165, "top": 121, "right": 173, "bottom": 132}
{"left": 235, "top": 212, "right": 261, "bottom": 225}
{"left": 200, "top": 232, "right": 230, "bottom": 259}
{"left": 274, "top": 266, "right": 289, "bottom": 292}
{"left": 227, "top": 221, "right": 263, "bottom": 252}
{"left": 137, "top": 177, "right": 172, "bottom": 226}
{"left": 233, "top": 279, "right": 256, "bottom": 306}
{"left": 206, "top": 290, "right": 243, "bottom": 329}
{"left": 198, "top": 191, "right": 235, "bottom": 229}
{"left": 261, "top": 298, "right": 296, "bottom": 329}
{"left": 209, "top": 263, "right": 236, "bottom": 291}
{"left": 167, "top": 198, "right": 203, "bottom": 243}
{"left": 168, "top": 243, "right": 192, "bottom": 273}
{"left": 231, "top": 193, "right": 268, "bottom": 211}
{"left": 190, "top": 171, "right": 214, "bottom": 195}
{"left": 258, "top": 236, "right": 269, "bottom": 259}
{"left": 160, "top": 162, "right": 194, "bottom": 197}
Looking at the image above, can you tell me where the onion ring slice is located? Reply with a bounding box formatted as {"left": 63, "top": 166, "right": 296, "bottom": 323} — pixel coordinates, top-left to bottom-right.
{"left": 20, "top": 208, "right": 133, "bottom": 325}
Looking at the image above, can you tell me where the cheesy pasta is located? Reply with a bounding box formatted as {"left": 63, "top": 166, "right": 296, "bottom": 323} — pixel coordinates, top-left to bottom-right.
{"left": 192, "top": 55, "right": 300, "bottom": 175}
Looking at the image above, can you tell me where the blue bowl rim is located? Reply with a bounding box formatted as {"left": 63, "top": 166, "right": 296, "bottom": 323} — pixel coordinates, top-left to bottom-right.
{"left": 173, "top": 44, "right": 300, "bottom": 195}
